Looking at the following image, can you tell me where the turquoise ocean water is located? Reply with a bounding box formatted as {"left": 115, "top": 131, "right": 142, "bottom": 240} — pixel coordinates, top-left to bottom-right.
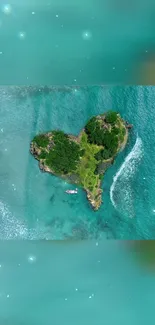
{"left": 0, "top": 1, "right": 155, "bottom": 84}
{"left": 0, "top": 85, "right": 155, "bottom": 239}
{"left": 0, "top": 241, "right": 155, "bottom": 325}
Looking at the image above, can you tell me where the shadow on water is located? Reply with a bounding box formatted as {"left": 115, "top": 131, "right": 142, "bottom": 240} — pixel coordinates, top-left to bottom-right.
{"left": 46, "top": 216, "right": 62, "bottom": 228}
{"left": 96, "top": 215, "right": 115, "bottom": 239}
{"left": 49, "top": 194, "right": 55, "bottom": 203}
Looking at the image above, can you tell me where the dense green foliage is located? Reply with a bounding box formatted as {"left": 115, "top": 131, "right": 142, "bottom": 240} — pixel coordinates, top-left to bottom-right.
{"left": 85, "top": 117, "right": 105, "bottom": 145}
{"left": 105, "top": 111, "right": 118, "bottom": 124}
{"left": 45, "top": 131, "right": 81, "bottom": 174}
{"left": 95, "top": 147, "right": 116, "bottom": 161}
{"left": 85, "top": 114, "right": 121, "bottom": 158}
{"left": 52, "top": 130, "right": 68, "bottom": 142}
{"left": 39, "top": 150, "right": 47, "bottom": 159}
{"left": 94, "top": 149, "right": 104, "bottom": 161}
{"left": 33, "top": 134, "right": 49, "bottom": 148}
{"left": 111, "top": 127, "right": 119, "bottom": 135}
{"left": 102, "top": 130, "right": 118, "bottom": 150}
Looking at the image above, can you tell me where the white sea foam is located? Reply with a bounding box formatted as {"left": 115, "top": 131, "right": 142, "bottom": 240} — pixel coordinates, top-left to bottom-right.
{"left": 0, "top": 200, "right": 52, "bottom": 239}
{"left": 110, "top": 136, "right": 143, "bottom": 216}
{"left": 0, "top": 201, "right": 28, "bottom": 239}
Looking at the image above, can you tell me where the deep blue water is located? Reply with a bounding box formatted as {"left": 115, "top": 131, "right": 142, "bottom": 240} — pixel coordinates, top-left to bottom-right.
{"left": 0, "top": 85, "right": 155, "bottom": 239}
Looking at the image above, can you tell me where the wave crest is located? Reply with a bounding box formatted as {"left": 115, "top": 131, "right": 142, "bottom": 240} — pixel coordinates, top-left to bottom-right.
{"left": 110, "top": 136, "right": 143, "bottom": 217}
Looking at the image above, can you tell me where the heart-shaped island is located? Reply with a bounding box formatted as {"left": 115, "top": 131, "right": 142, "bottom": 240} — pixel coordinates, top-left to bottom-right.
{"left": 30, "top": 111, "right": 132, "bottom": 210}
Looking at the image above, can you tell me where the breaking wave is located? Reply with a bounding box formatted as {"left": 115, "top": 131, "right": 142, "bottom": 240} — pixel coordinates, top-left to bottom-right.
{"left": 110, "top": 136, "right": 143, "bottom": 217}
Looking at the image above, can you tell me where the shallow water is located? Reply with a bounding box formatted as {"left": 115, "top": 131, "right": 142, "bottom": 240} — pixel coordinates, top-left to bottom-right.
{"left": 0, "top": 241, "right": 155, "bottom": 325}
{"left": 0, "top": 85, "right": 155, "bottom": 239}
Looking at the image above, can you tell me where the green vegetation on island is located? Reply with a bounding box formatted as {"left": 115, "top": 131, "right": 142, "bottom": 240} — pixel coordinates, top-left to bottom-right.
{"left": 30, "top": 111, "right": 131, "bottom": 210}
{"left": 45, "top": 131, "right": 82, "bottom": 174}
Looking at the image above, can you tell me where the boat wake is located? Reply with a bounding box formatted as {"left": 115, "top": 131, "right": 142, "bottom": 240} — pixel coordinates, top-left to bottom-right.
{"left": 110, "top": 136, "right": 143, "bottom": 217}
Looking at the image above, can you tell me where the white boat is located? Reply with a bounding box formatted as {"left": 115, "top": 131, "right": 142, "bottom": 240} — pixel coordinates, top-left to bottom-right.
{"left": 65, "top": 188, "right": 78, "bottom": 194}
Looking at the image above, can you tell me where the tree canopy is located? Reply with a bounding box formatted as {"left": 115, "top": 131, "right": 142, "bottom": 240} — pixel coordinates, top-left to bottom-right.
{"left": 85, "top": 115, "right": 120, "bottom": 157}
{"left": 105, "top": 111, "right": 118, "bottom": 124}
{"left": 85, "top": 117, "right": 105, "bottom": 145}
{"left": 33, "top": 134, "right": 49, "bottom": 147}
{"left": 45, "top": 131, "right": 81, "bottom": 174}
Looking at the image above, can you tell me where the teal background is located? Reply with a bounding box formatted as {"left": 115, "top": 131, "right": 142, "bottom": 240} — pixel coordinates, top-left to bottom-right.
{"left": 0, "top": 0, "right": 155, "bottom": 84}
{"left": 0, "top": 85, "right": 155, "bottom": 239}
{"left": 0, "top": 241, "right": 155, "bottom": 325}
